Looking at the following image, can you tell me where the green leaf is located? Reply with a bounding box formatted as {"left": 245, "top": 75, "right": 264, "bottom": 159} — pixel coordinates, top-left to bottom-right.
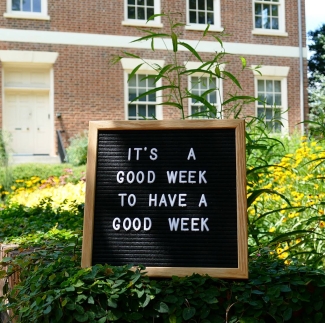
{"left": 280, "top": 285, "right": 291, "bottom": 293}
{"left": 183, "top": 307, "right": 196, "bottom": 320}
{"left": 74, "top": 312, "right": 88, "bottom": 322}
{"left": 247, "top": 189, "right": 291, "bottom": 208}
{"left": 107, "top": 309, "right": 122, "bottom": 321}
{"left": 129, "top": 85, "right": 178, "bottom": 103}
{"left": 128, "top": 312, "right": 143, "bottom": 320}
{"left": 178, "top": 42, "right": 203, "bottom": 62}
{"left": 222, "top": 95, "right": 257, "bottom": 106}
{"left": 283, "top": 307, "right": 292, "bottom": 321}
{"left": 131, "top": 33, "right": 170, "bottom": 43}
{"left": 221, "top": 70, "right": 242, "bottom": 89}
{"left": 203, "top": 24, "right": 210, "bottom": 36}
{"left": 141, "top": 294, "right": 151, "bottom": 308}
{"left": 240, "top": 56, "right": 247, "bottom": 69}
{"left": 251, "top": 289, "right": 264, "bottom": 295}
{"left": 44, "top": 305, "right": 51, "bottom": 315}
{"left": 147, "top": 13, "right": 165, "bottom": 22}
{"left": 127, "top": 64, "right": 144, "bottom": 83}
{"left": 169, "top": 313, "right": 177, "bottom": 323}
{"left": 98, "top": 318, "right": 107, "bottom": 323}
{"left": 123, "top": 51, "right": 141, "bottom": 59}
{"left": 315, "top": 312, "right": 323, "bottom": 323}
{"left": 155, "top": 301, "right": 169, "bottom": 313}
{"left": 215, "top": 66, "right": 221, "bottom": 78}
{"left": 171, "top": 32, "right": 178, "bottom": 52}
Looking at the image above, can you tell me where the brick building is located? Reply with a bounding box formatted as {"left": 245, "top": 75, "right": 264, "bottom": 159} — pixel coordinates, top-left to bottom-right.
{"left": 0, "top": 0, "right": 307, "bottom": 157}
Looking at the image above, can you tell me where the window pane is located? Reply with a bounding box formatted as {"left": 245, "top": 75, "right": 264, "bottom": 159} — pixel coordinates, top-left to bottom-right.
{"left": 129, "top": 105, "right": 137, "bottom": 117}
{"left": 147, "top": 0, "right": 154, "bottom": 6}
{"left": 128, "top": 0, "right": 135, "bottom": 4}
{"left": 129, "top": 88, "right": 137, "bottom": 101}
{"left": 190, "top": 11, "right": 197, "bottom": 23}
{"left": 138, "top": 105, "right": 146, "bottom": 117}
{"left": 207, "top": 12, "right": 214, "bottom": 24}
{"left": 137, "top": 0, "right": 144, "bottom": 5}
{"left": 137, "top": 7, "right": 145, "bottom": 19}
{"left": 266, "top": 80, "right": 273, "bottom": 92}
{"left": 258, "top": 80, "right": 265, "bottom": 91}
{"left": 148, "top": 92, "right": 156, "bottom": 101}
{"left": 274, "top": 81, "right": 281, "bottom": 92}
{"left": 129, "top": 75, "right": 136, "bottom": 87}
{"left": 147, "top": 77, "right": 155, "bottom": 88}
{"left": 198, "top": 12, "right": 205, "bottom": 24}
{"left": 138, "top": 88, "right": 146, "bottom": 101}
{"left": 148, "top": 105, "right": 156, "bottom": 117}
{"left": 12, "top": 0, "right": 20, "bottom": 10}
{"left": 255, "top": 3, "right": 262, "bottom": 15}
{"left": 128, "top": 7, "right": 136, "bottom": 19}
{"left": 23, "top": 0, "right": 31, "bottom": 12}
{"left": 272, "top": 18, "right": 279, "bottom": 29}
{"left": 33, "top": 0, "right": 41, "bottom": 12}
{"left": 274, "top": 94, "right": 281, "bottom": 105}
{"left": 200, "top": 78, "right": 208, "bottom": 90}
{"left": 198, "top": 0, "right": 205, "bottom": 10}
{"left": 257, "top": 108, "right": 265, "bottom": 117}
{"left": 147, "top": 7, "right": 154, "bottom": 18}
{"left": 189, "top": 0, "right": 196, "bottom": 9}
{"left": 192, "top": 77, "right": 199, "bottom": 89}
{"left": 274, "top": 109, "right": 281, "bottom": 119}
{"left": 272, "top": 5, "right": 278, "bottom": 16}
{"left": 209, "top": 92, "right": 216, "bottom": 104}
{"left": 258, "top": 93, "right": 266, "bottom": 103}
{"left": 139, "top": 76, "right": 146, "bottom": 87}
{"left": 266, "top": 108, "right": 273, "bottom": 120}
{"left": 207, "top": 0, "right": 213, "bottom": 10}
{"left": 255, "top": 17, "right": 262, "bottom": 28}
{"left": 263, "top": 17, "right": 270, "bottom": 29}
{"left": 266, "top": 93, "right": 273, "bottom": 105}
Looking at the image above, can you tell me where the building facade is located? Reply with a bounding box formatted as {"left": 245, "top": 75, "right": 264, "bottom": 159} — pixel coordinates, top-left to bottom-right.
{"left": 0, "top": 0, "right": 307, "bottom": 157}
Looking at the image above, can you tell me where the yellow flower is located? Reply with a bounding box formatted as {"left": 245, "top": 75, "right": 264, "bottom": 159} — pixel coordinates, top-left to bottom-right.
{"left": 284, "top": 259, "right": 291, "bottom": 265}
{"left": 269, "top": 227, "right": 276, "bottom": 233}
{"left": 320, "top": 221, "right": 325, "bottom": 228}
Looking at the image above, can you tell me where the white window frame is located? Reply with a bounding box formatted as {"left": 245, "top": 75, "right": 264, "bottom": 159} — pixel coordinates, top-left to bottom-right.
{"left": 186, "top": 62, "right": 223, "bottom": 119}
{"left": 185, "top": 0, "right": 222, "bottom": 32}
{"left": 122, "top": 0, "right": 163, "bottom": 28}
{"left": 252, "top": 0, "right": 287, "bottom": 36}
{"left": 121, "top": 58, "right": 164, "bottom": 120}
{"left": 252, "top": 65, "right": 290, "bottom": 133}
{"left": 4, "top": 0, "right": 49, "bottom": 20}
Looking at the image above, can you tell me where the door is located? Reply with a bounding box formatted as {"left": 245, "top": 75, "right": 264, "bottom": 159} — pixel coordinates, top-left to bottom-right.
{"left": 4, "top": 92, "right": 51, "bottom": 155}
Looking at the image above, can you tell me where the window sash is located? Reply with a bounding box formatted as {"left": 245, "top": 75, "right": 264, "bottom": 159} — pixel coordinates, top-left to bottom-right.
{"left": 189, "top": 76, "right": 219, "bottom": 119}
{"left": 127, "top": 74, "right": 157, "bottom": 120}
{"left": 127, "top": 0, "right": 155, "bottom": 20}
{"left": 11, "top": 0, "right": 42, "bottom": 13}
{"left": 188, "top": 0, "right": 215, "bottom": 25}
{"left": 254, "top": 0, "right": 280, "bottom": 30}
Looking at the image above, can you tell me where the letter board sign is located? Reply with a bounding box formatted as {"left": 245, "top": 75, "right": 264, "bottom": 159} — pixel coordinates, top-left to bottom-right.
{"left": 82, "top": 120, "right": 248, "bottom": 278}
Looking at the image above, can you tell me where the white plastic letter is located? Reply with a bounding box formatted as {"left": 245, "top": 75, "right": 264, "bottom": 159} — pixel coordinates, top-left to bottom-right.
{"left": 118, "top": 193, "right": 127, "bottom": 206}
{"left": 148, "top": 171, "right": 156, "bottom": 183}
{"left": 112, "top": 218, "right": 121, "bottom": 230}
{"left": 117, "top": 171, "right": 125, "bottom": 183}
{"left": 150, "top": 148, "right": 158, "bottom": 160}
{"left": 199, "top": 170, "right": 207, "bottom": 184}
{"left": 201, "top": 218, "right": 209, "bottom": 231}
{"left": 187, "top": 148, "right": 196, "bottom": 160}
{"left": 133, "top": 218, "right": 141, "bottom": 231}
{"left": 181, "top": 218, "right": 189, "bottom": 231}
{"left": 123, "top": 218, "right": 132, "bottom": 231}
{"left": 166, "top": 171, "right": 178, "bottom": 184}
{"left": 168, "top": 218, "right": 180, "bottom": 231}
{"left": 178, "top": 194, "right": 187, "bottom": 207}
{"left": 198, "top": 194, "right": 208, "bottom": 207}
{"left": 149, "top": 194, "right": 157, "bottom": 207}
{"left": 191, "top": 218, "right": 200, "bottom": 231}
{"left": 128, "top": 194, "right": 136, "bottom": 207}
{"left": 144, "top": 217, "right": 152, "bottom": 231}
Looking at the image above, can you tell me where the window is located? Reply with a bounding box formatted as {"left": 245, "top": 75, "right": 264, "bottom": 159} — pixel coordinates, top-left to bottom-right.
{"left": 253, "top": 66, "right": 289, "bottom": 133}
{"left": 186, "top": 0, "right": 222, "bottom": 32}
{"left": 128, "top": 74, "right": 157, "bottom": 120}
{"left": 123, "top": 0, "right": 162, "bottom": 27}
{"left": 189, "top": 75, "right": 221, "bottom": 119}
{"left": 5, "top": 0, "right": 49, "bottom": 19}
{"left": 121, "top": 58, "right": 164, "bottom": 120}
{"left": 252, "top": 0, "right": 287, "bottom": 36}
{"left": 257, "top": 79, "right": 282, "bottom": 132}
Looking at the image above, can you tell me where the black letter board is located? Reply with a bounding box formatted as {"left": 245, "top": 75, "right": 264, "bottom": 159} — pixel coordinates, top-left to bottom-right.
{"left": 82, "top": 120, "right": 248, "bottom": 278}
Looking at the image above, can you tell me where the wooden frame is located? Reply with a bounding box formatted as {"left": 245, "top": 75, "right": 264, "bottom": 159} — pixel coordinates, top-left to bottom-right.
{"left": 82, "top": 120, "right": 248, "bottom": 279}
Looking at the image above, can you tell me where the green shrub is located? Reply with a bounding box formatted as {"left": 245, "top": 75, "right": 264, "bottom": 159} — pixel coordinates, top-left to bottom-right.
{"left": 66, "top": 131, "right": 88, "bottom": 166}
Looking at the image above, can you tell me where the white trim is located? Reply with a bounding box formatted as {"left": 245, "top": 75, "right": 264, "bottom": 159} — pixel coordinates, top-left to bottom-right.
{"left": 252, "top": 29, "right": 288, "bottom": 37}
{"left": 3, "top": 13, "right": 50, "bottom": 20}
{"left": 252, "top": 0, "right": 286, "bottom": 34}
{"left": 186, "top": 0, "right": 222, "bottom": 31}
{"left": 121, "top": 20, "right": 163, "bottom": 28}
{"left": 0, "top": 50, "right": 58, "bottom": 65}
{"left": 121, "top": 58, "right": 164, "bottom": 120}
{"left": 0, "top": 28, "right": 307, "bottom": 58}
{"left": 5, "top": 0, "right": 49, "bottom": 20}
{"left": 252, "top": 65, "right": 290, "bottom": 77}
{"left": 120, "top": 58, "right": 165, "bottom": 73}
{"left": 254, "top": 70, "right": 289, "bottom": 134}
{"left": 123, "top": 0, "right": 161, "bottom": 27}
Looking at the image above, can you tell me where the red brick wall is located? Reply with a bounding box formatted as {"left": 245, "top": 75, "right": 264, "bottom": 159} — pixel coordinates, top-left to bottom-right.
{"left": 0, "top": 0, "right": 305, "bottom": 47}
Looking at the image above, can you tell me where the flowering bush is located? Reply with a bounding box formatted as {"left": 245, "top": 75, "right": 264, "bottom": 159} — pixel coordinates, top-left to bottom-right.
{"left": 248, "top": 136, "right": 325, "bottom": 267}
